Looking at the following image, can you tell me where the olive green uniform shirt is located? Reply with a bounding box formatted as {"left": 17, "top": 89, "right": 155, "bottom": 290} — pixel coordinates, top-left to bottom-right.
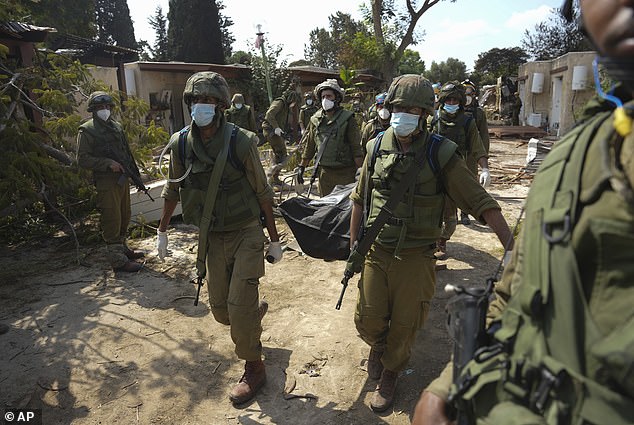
{"left": 224, "top": 104, "right": 257, "bottom": 133}
{"left": 301, "top": 107, "right": 364, "bottom": 163}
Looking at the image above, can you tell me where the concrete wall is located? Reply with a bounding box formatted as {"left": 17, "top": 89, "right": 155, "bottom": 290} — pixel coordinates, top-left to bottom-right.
{"left": 518, "top": 51, "right": 596, "bottom": 136}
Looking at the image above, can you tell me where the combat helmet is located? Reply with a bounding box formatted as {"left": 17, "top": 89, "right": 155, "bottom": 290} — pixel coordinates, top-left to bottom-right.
{"left": 461, "top": 79, "right": 478, "bottom": 97}
{"left": 231, "top": 93, "right": 245, "bottom": 104}
{"left": 385, "top": 74, "right": 435, "bottom": 114}
{"left": 183, "top": 72, "right": 231, "bottom": 107}
{"left": 314, "top": 79, "right": 345, "bottom": 103}
{"left": 87, "top": 91, "right": 115, "bottom": 112}
{"left": 438, "top": 80, "right": 466, "bottom": 105}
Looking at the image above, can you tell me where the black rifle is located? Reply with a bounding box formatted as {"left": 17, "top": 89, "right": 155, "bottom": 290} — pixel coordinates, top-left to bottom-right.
{"left": 336, "top": 140, "right": 430, "bottom": 310}
{"left": 445, "top": 278, "right": 494, "bottom": 425}
{"left": 108, "top": 147, "right": 154, "bottom": 202}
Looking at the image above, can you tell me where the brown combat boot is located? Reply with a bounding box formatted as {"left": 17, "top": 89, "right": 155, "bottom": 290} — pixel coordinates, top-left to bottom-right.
{"left": 123, "top": 247, "right": 145, "bottom": 260}
{"left": 229, "top": 360, "right": 266, "bottom": 404}
{"left": 367, "top": 346, "right": 384, "bottom": 380}
{"left": 370, "top": 369, "right": 398, "bottom": 412}
{"left": 113, "top": 261, "right": 143, "bottom": 273}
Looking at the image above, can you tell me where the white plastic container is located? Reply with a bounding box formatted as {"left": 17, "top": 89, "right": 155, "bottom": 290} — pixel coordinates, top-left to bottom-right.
{"left": 572, "top": 65, "right": 588, "bottom": 90}
{"left": 531, "top": 73, "right": 544, "bottom": 93}
{"left": 527, "top": 113, "right": 542, "bottom": 127}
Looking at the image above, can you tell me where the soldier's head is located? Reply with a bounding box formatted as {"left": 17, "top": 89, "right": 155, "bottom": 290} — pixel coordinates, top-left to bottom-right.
{"left": 375, "top": 92, "right": 390, "bottom": 121}
{"left": 232, "top": 93, "right": 245, "bottom": 109}
{"left": 183, "top": 72, "right": 230, "bottom": 128}
{"left": 566, "top": 0, "right": 634, "bottom": 94}
{"left": 462, "top": 79, "right": 478, "bottom": 107}
{"left": 438, "top": 81, "right": 466, "bottom": 115}
{"left": 385, "top": 74, "right": 434, "bottom": 140}
{"left": 304, "top": 91, "right": 315, "bottom": 106}
{"left": 314, "top": 79, "right": 345, "bottom": 112}
{"left": 87, "top": 91, "right": 115, "bottom": 121}
{"left": 283, "top": 90, "right": 300, "bottom": 108}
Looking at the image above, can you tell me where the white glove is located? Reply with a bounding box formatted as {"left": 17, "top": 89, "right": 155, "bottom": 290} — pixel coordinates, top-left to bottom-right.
{"left": 479, "top": 168, "right": 491, "bottom": 188}
{"left": 502, "top": 250, "right": 512, "bottom": 267}
{"left": 266, "top": 241, "right": 283, "bottom": 264}
{"left": 157, "top": 229, "right": 168, "bottom": 261}
{"left": 274, "top": 127, "right": 283, "bottom": 137}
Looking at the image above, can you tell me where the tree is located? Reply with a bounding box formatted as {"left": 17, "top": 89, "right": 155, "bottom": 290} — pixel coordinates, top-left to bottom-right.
{"left": 397, "top": 49, "right": 426, "bottom": 75}
{"left": 424, "top": 57, "right": 467, "bottom": 83}
{"left": 367, "top": 0, "right": 457, "bottom": 81}
{"left": 521, "top": 2, "right": 590, "bottom": 61}
{"left": 146, "top": 6, "right": 169, "bottom": 61}
{"left": 248, "top": 43, "right": 292, "bottom": 112}
{"left": 472, "top": 47, "right": 528, "bottom": 85}
{"left": 217, "top": 0, "right": 235, "bottom": 61}
{"left": 305, "top": 27, "right": 339, "bottom": 69}
{"left": 95, "top": 0, "right": 138, "bottom": 49}
{"left": 167, "top": 0, "right": 224, "bottom": 63}
{"left": 21, "top": 0, "right": 96, "bottom": 41}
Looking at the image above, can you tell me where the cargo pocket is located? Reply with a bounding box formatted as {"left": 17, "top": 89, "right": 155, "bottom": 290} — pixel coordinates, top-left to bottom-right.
{"left": 235, "top": 228, "right": 266, "bottom": 282}
{"left": 590, "top": 314, "right": 634, "bottom": 398}
{"left": 179, "top": 187, "right": 205, "bottom": 227}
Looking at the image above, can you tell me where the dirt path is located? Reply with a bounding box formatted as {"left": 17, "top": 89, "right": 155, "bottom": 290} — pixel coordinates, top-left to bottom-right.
{"left": 0, "top": 138, "right": 531, "bottom": 425}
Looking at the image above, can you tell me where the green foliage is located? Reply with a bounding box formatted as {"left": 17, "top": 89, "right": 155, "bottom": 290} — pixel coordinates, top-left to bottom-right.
{"left": 424, "top": 58, "right": 468, "bottom": 84}
{"left": 167, "top": 0, "right": 225, "bottom": 63}
{"left": 397, "top": 49, "right": 426, "bottom": 75}
{"left": 472, "top": 47, "right": 529, "bottom": 85}
{"left": 248, "top": 43, "right": 292, "bottom": 113}
{"left": 95, "top": 0, "right": 138, "bottom": 50}
{"left": 521, "top": 2, "right": 591, "bottom": 61}
{"left": 25, "top": 0, "right": 96, "bottom": 41}
{"left": 227, "top": 50, "right": 252, "bottom": 65}
{"left": 144, "top": 6, "right": 169, "bottom": 61}
{"left": 217, "top": 0, "right": 235, "bottom": 61}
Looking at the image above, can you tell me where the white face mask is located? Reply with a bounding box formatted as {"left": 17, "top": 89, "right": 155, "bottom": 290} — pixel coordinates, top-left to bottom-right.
{"left": 96, "top": 109, "right": 111, "bottom": 121}
{"left": 465, "top": 96, "right": 473, "bottom": 106}
{"left": 322, "top": 98, "right": 335, "bottom": 111}
{"left": 191, "top": 103, "right": 216, "bottom": 127}
{"left": 390, "top": 112, "right": 420, "bottom": 137}
{"left": 378, "top": 108, "right": 390, "bottom": 120}
{"left": 235, "top": 103, "right": 243, "bottom": 109}
{"left": 306, "top": 99, "right": 313, "bottom": 106}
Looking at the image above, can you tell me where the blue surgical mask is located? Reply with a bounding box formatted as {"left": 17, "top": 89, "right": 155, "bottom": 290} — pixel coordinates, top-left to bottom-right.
{"left": 390, "top": 112, "right": 420, "bottom": 137}
{"left": 443, "top": 103, "right": 460, "bottom": 114}
{"left": 191, "top": 103, "right": 216, "bottom": 127}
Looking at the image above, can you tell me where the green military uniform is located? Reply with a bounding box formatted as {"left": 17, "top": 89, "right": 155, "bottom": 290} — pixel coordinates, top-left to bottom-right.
{"left": 360, "top": 116, "right": 390, "bottom": 156}
{"left": 299, "top": 102, "right": 318, "bottom": 133}
{"left": 351, "top": 126, "right": 500, "bottom": 373}
{"left": 301, "top": 107, "right": 363, "bottom": 196}
{"left": 427, "top": 96, "right": 634, "bottom": 424}
{"left": 262, "top": 92, "right": 298, "bottom": 184}
{"left": 465, "top": 105, "right": 490, "bottom": 155}
{"left": 225, "top": 103, "right": 257, "bottom": 133}
{"left": 77, "top": 116, "right": 136, "bottom": 268}
{"left": 431, "top": 109, "right": 487, "bottom": 241}
{"left": 161, "top": 118, "right": 274, "bottom": 361}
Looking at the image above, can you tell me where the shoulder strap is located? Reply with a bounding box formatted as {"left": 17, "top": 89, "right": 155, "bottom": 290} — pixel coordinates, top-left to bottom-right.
{"left": 178, "top": 126, "right": 190, "bottom": 168}
{"left": 226, "top": 126, "right": 244, "bottom": 173}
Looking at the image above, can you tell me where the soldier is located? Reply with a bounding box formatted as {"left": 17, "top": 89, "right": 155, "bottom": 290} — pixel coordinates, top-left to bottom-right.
{"left": 261, "top": 89, "right": 300, "bottom": 186}
{"left": 461, "top": 79, "right": 491, "bottom": 224}
{"left": 351, "top": 91, "right": 368, "bottom": 129}
{"left": 155, "top": 72, "right": 282, "bottom": 405}
{"left": 431, "top": 81, "right": 491, "bottom": 260}
{"left": 360, "top": 92, "right": 390, "bottom": 155}
{"left": 413, "top": 0, "right": 634, "bottom": 423}
{"left": 347, "top": 74, "right": 512, "bottom": 412}
{"left": 224, "top": 93, "right": 257, "bottom": 133}
{"left": 297, "top": 79, "right": 363, "bottom": 197}
{"left": 298, "top": 91, "right": 318, "bottom": 137}
{"left": 77, "top": 91, "right": 144, "bottom": 273}
{"left": 511, "top": 91, "right": 522, "bottom": 126}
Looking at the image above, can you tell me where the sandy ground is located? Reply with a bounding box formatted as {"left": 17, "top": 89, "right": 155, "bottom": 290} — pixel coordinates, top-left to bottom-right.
{"left": 0, "top": 138, "right": 532, "bottom": 425}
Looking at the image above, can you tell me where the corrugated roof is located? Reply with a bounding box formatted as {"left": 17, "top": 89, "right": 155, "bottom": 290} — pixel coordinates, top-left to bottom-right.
{"left": 0, "top": 21, "right": 56, "bottom": 42}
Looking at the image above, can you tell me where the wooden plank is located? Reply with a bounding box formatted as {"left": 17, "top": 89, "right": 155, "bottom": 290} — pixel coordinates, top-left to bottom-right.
{"left": 130, "top": 180, "right": 181, "bottom": 223}
{"left": 488, "top": 125, "right": 547, "bottom": 138}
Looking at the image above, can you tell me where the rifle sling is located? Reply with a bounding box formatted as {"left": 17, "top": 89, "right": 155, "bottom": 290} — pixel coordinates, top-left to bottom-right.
{"left": 310, "top": 129, "right": 336, "bottom": 182}
{"left": 354, "top": 139, "right": 430, "bottom": 257}
{"left": 195, "top": 124, "right": 235, "bottom": 278}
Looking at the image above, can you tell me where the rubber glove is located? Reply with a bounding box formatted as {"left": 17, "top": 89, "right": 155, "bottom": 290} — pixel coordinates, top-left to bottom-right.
{"left": 266, "top": 241, "right": 283, "bottom": 264}
{"left": 157, "top": 229, "right": 168, "bottom": 260}
{"left": 274, "top": 127, "right": 283, "bottom": 137}
{"left": 479, "top": 168, "right": 491, "bottom": 188}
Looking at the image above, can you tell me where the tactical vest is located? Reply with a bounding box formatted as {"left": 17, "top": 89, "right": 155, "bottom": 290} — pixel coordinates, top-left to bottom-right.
{"left": 367, "top": 128, "right": 457, "bottom": 254}
{"left": 434, "top": 111, "right": 472, "bottom": 156}
{"left": 79, "top": 119, "right": 134, "bottom": 172}
{"left": 300, "top": 104, "right": 318, "bottom": 128}
{"left": 454, "top": 109, "right": 634, "bottom": 424}
{"left": 310, "top": 108, "right": 355, "bottom": 168}
{"left": 225, "top": 105, "right": 252, "bottom": 130}
{"left": 177, "top": 123, "right": 261, "bottom": 232}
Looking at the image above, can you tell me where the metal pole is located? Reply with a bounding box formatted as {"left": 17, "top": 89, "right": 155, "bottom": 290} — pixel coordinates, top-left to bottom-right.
{"left": 256, "top": 25, "right": 273, "bottom": 104}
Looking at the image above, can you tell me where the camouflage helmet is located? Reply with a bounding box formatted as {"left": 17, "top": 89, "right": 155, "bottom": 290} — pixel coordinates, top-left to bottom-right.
{"left": 87, "top": 91, "right": 115, "bottom": 112}
{"left": 385, "top": 74, "right": 435, "bottom": 114}
{"left": 283, "top": 90, "right": 300, "bottom": 105}
{"left": 314, "top": 79, "right": 345, "bottom": 102}
{"left": 231, "top": 93, "right": 245, "bottom": 104}
{"left": 304, "top": 91, "right": 314, "bottom": 100}
{"left": 438, "top": 80, "right": 466, "bottom": 105}
{"left": 183, "top": 72, "right": 230, "bottom": 107}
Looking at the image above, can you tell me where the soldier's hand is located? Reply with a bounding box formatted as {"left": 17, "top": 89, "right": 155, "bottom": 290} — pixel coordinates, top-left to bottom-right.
{"left": 296, "top": 165, "right": 305, "bottom": 185}
{"left": 479, "top": 167, "right": 491, "bottom": 188}
{"left": 157, "top": 229, "right": 168, "bottom": 261}
{"left": 274, "top": 127, "right": 283, "bottom": 137}
{"left": 109, "top": 161, "right": 124, "bottom": 173}
{"left": 345, "top": 249, "right": 365, "bottom": 275}
{"left": 266, "top": 241, "right": 283, "bottom": 264}
{"left": 411, "top": 391, "right": 453, "bottom": 425}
